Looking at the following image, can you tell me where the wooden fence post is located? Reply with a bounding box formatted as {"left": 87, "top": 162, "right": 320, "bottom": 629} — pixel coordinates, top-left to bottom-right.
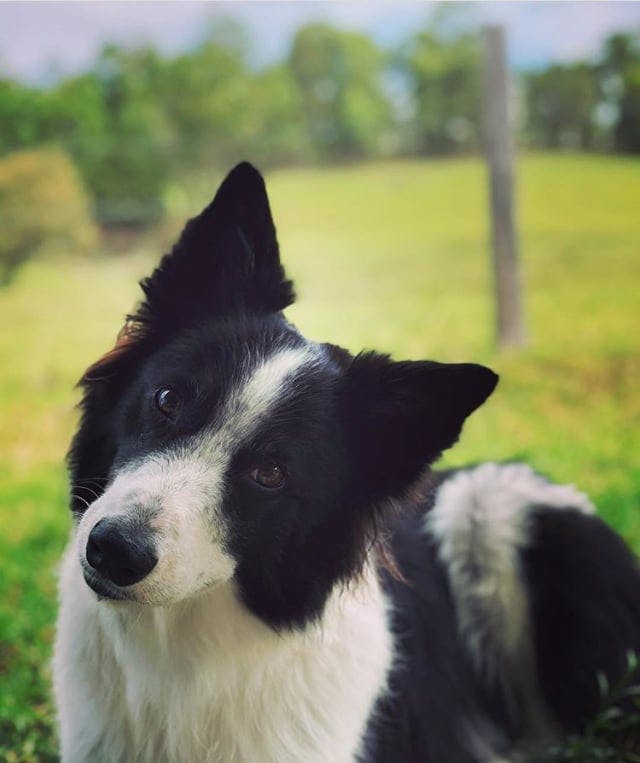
{"left": 482, "top": 25, "right": 525, "bottom": 348}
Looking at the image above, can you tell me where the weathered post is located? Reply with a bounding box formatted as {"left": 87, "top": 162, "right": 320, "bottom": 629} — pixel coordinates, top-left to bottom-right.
{"left": 482, "top": 25, "right": 525, "bottom": 348}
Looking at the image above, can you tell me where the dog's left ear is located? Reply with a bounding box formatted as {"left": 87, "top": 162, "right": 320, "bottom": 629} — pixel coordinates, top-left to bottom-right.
{"left": 340, "top": 353, "right": 498, "bottom": 506}
{"left": 135, "top": 162, "right": 294, "bottom": 335}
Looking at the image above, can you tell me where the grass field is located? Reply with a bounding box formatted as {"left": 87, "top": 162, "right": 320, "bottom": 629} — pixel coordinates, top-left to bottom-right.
{"left": 1, "top": 153, "right": 639, "bottom": 760}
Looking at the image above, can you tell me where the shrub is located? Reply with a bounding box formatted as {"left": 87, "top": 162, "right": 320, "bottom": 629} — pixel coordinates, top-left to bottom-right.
{"left": 0, "top": 148, "right": 98, "bottom": 285}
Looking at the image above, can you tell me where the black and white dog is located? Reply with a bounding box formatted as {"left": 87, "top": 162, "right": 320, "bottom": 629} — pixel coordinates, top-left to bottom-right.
{"left": 54, "top": 163, "right": 640, "bottom": 762}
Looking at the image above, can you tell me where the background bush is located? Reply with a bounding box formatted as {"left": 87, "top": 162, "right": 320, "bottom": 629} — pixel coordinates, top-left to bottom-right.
{"left": 0, "top": 148, "right": 97, "bottom": 284}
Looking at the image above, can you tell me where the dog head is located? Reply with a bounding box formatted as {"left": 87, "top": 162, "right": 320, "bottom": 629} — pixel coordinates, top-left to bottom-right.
{"left": 69, "top": 163, "right": 497, "bottom": 627}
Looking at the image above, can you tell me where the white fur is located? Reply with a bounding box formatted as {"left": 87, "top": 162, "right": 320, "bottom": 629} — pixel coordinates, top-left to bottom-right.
{"left": 53, "top": 545, "right": 392, "bottom": 763}
{"left": 73, "top": 346, "right": 318, "bottom": 606}
{"left": 425, "top": 462, "right": 594, "bottom": 736}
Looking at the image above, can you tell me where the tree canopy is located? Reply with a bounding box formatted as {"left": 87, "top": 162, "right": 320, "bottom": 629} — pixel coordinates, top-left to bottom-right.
{"left": 0, "top": 19, "right": 638, "bottom": 227}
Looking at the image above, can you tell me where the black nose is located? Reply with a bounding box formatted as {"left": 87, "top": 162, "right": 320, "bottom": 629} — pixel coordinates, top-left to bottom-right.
{"left": 86, "top": 518, "right": 157, "bottom": 587}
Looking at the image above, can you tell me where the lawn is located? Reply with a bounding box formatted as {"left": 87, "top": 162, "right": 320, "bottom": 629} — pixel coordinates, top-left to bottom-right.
{"left": 1, "top": 153, "right": 639, "bottom": 760}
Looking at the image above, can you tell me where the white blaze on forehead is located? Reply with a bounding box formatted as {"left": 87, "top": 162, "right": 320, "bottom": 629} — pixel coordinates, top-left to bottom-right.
{"left": 216, "top": 345, "right": 318, "bottom": 447}
{"left": 185, "top": 343, "right": 320, "bottom": 516}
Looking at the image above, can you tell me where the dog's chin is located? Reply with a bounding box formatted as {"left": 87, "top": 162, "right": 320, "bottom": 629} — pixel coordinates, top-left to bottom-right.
{"left": 82, "top": 568, "right": 133, "bottom": 603}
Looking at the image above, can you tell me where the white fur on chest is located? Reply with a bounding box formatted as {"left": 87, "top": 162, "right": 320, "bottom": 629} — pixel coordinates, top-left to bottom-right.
{"left": 54, "top": 540, "right": 392, "bottom": 763}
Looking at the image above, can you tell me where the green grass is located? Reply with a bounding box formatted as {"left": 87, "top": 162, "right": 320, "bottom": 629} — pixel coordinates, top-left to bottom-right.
{"left": 1, "top": 153, "right": 639, "bottom": 760}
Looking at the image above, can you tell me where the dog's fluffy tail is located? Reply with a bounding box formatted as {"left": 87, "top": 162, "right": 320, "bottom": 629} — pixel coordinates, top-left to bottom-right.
{"left": 426, "top": 462, "right": 640, "bottom": 747}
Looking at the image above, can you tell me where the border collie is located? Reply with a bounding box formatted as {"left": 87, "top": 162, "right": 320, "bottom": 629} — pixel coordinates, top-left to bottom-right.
{"left": 54, "top": 163, "right": 640, "bottom": 762}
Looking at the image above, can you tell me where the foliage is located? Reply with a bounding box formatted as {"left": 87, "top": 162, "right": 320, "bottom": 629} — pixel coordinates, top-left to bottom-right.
{"left": 524, "top": 32, "right": 640, "bottom": 153}
{"left": 0, "top": 155, "right": 639, "bottom": 759}
{"left": 289, "top": 24, "right": 392, "bottom": 160}
{"left": 0, "top": 148, "right": 98, "bottom": 284}
{"left": 1, "top": 19, "right": 639, "bottom": 236}
{"left": 0, "top": 81, "right": 51, "bottom": 153}
{"left": 549, "top": 652, "right": 640, "bottom": 762}
{"left": 246, "top": 65, "right": 312, "bottom": 166}
{"left": 70, "top": 46, "right": 171, "bottom": 227}
{"left": 600, "top": 34, "right": 640, "bottom": 153}
{"left": 150, "top": 36, "right": 254, "bottom": 170}
{"left": 526, "top": 63, "right": 600, "bottom": 149}
{"left": 398, "top": 29, "right": 481, "bottom": 154}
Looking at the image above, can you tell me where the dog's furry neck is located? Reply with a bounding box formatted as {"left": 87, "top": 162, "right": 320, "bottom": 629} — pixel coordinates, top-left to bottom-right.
{"left": 55, "top": 545, "right": 392, "bottom": 763}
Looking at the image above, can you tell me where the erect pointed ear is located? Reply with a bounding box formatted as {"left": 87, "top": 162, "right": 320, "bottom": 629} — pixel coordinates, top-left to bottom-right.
{"left": 340, "top": 353, "right": 498, "bottom": 506}
{"left": 134, "top": 162, "right": 294, "bottom": 335}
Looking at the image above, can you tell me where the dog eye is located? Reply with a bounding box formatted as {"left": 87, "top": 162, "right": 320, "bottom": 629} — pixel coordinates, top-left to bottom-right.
{"left": 250, "top": 463, "right": 285, "bottom": 490}
{"left": 154, "top": 387, "right": 181, "bottom": 417}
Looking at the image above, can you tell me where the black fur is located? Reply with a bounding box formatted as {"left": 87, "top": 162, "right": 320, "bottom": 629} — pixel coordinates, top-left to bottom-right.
{"left": 68, "top": 162, "right": 640, "bottom": 760}
{"left": 136, "top": 161, "right": 295, "bottom": 335}
{"left": 341, "top": 353, "right": 497, "bottom": 507}
{"left": 362, "top": 495, "right": 516, "bottom": 762}
{"left": 522, "top": 506, "right": 640, "bottom": 731}
{"left": 362, "top": 478, "right": 640, "bottom": 761}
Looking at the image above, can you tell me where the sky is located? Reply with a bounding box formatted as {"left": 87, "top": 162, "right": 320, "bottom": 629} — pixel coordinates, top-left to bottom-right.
{"left": 1, "top": 1, "right": 639, "bottom": 85}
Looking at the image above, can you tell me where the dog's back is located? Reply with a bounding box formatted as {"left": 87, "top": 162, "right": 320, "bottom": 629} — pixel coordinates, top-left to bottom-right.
{"left": 365, "top": 463, "right": 640, "bottom": 761}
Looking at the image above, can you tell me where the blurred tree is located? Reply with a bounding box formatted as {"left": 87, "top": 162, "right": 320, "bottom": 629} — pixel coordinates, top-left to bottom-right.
{"left": 398, "top": 27, "right": 481, "bottom": 154}
{"left": 0, "top": 49, "right": 173, "bottom": 227}
{"left": 83, "top": 45, "right": 171, "bottom": 226}
{"left": 246, "top": 64, "right": 311, "bottom": 166}
{"left": 288, "top": 24, "right": 392, "bottom": 160}
{"left": 599, "top": 33, "right": 640, "bottom": 153}
{"left": 525, "top": 63, "right": 599, "bottom": 149}
{"left": 0, "top": 148, "right": 98, "bottom": 284}
{"left": 2, "top": 15, "right": 639, "bottom": 220}
{"left": 0, "top": 80, "right": 51, "bottom": 152}
{"left": 152, "top": 35, "right": 254, "bottom": 170}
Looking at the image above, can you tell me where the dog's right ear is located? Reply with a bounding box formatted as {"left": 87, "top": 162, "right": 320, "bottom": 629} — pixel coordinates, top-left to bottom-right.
{"left": 339, "top": 352, "right": 498, "bottom": 508}
{"left": 137, "top": 161, "right": 294, "bottom": 335}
